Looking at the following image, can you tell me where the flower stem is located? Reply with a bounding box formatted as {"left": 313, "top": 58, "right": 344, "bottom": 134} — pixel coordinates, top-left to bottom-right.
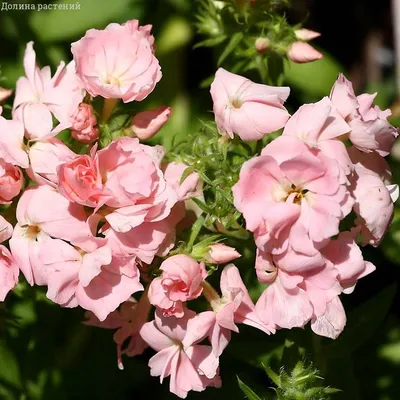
{"left": 201, "top": 281, "right": 220, "bottom": 304}
{"left": 101, "top": 98, "right": 119, "bottom": 123}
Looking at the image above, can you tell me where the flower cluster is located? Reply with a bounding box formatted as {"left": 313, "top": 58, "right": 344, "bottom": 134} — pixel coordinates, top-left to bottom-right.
{"left": 0, "top": 17, "right": 397, "bottom": 400}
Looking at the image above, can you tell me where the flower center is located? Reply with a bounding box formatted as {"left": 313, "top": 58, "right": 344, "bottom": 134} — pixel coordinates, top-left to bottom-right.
{"left": 24, "top": 225, "right": 41, "bottom": 240}
{"left": 230, "top": 97, "right": 243, "bottom": 109}
{"left": 285, "top": 184, "right": 308, "bottom": 205}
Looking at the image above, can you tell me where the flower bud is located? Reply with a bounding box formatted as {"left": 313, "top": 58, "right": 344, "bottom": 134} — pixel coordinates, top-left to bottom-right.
{"left": 255, "top": 37, "right": 270, "bottom": 53}
{"left": 0, "top": 160, "right": 23, "bottom": 204}
{"left": 206, "top": 244, "right": 241, "bottom": 264}
{"left": 131, "top": 106, "right": 171, "bottom": 140}
{"left": 71, "top": 103, "right": 99, "bottom": 144}
{"left": 294, "top": 28, "right": 321, "bottom": 41}
{"left": 287, "top": 42, "right": 323, "bottom": 63}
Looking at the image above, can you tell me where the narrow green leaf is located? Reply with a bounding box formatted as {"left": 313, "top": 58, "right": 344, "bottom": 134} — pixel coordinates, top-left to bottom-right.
{"left": 261, "top": 363, "right": 280, "bottom": 387}
{"left": 194, "top": 35, "right": 227, "bottom": 49}
{"left": 218, "top": 32, "right": 244, "bottom": 66}
{"left": 237, "top": 376, "right": 263, "bottom": 400}
{"left": 187, "top": 216, "right": 205, "bottom": 249}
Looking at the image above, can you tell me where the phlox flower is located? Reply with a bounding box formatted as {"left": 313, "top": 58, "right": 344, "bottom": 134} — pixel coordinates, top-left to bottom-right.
{"left": 13, "top": 42, "right": 84, "bottom": 139}
{"left": 232, "top": 136, "right": 352, "bottom": 265}
{"left": 71, "top": 20, "right": 161, "bottom": 103}
{"left": 148, "top": 255, "right": 207, "bottom": 318}
{"left": 330, "top": 73, "right": 398, "bottom": 156}
{"left": 140, "top": 308, "right": 220, "bottom": 399}
{"left": 210, "top": 68, "right": 290, "bottom": 141}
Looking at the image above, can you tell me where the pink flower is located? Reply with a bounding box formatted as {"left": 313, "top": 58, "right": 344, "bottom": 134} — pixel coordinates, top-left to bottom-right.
{"left": 210, "top": 68, "right": 290, "bottom": 141}
{"left": 132, "top": 106, "right": 171, "bottom": 140}
{"left": 140, "top": 309, "right": 220, "bottom": 398}
{"left": 321, "top": 231, "right": 376, "bottom": 294}
{"left": 105, "top": 204, "right": 184, "bottom": 264}
{"left": 0, "top": 246, "right": 19, "bottom": 301}
{"left": 330, "top": 74, "right": 398, "bottom": 156}
{"left": 57, "top": 151, "right": 110, "bottom": 208}
{"left": 163, "top": 161, "right": 201, "bottom": 202}
{"left": 84, "top": 295, "right": 151, "bottom": 369}
{"left": 13, "top": 42, "right": 84, "bottom": 139}
{"left": 205, "top": 244, "right": 241, "bottom": 264}
{"left": 9, "top": 185, "right": 90, "bottom": 285}
{"left": 0, "top": 159, "right": 23, "bottom": 204}
{"left": 255, "top": 250, "right": 341, "bottom": 332}
{"left": 287, "top": 42, "right": 323, "bottom": 63}
{"left": 193, "top": 265, "right": 273, "bottom": 356}
{"left": 348, "top": 147, "right": 398, "bottom": 246}
{"left": 0, "top": 216, "right": 12, "bottom": 243}
{"left": 96, "top": 138, "right": 177, "bottom": 233}
{"left": 123, "top": 19, "right": 155, "bottom": 51}
{"left": 282, "top": 97, "right": 352, "bottom": 182}
{"left": 71, "top": 21, "right": 161, "bottom": 103}
{"left": 43, "top": 237, "right": 143, "bottom": 321}
{"left": 28, "top": 138, "right": 76, "bottom": 186}
{"left": 71, "top": 103, "right": 99, "bottom": 144}
{"left": 0, "top": 87, "right": 12, "bottom": 103}
{"left": 232, "top": 136, "right": 352, "bottom": 260}
{"left": 0, "top": 111, "right": 29, "bottom": 168}
{"left": 148, "top": 255, "right": 207, "bottom": 317}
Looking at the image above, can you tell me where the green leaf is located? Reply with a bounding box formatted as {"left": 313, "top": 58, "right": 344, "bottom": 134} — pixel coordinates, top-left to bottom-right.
{"left": 194, "top": 35, "right": 227, "bottom": 49}
{"left": 0, "top": 341, "right": 22, "bottom": 390}
{"left": 323, "top": 284, "right": 397, "bottom": 356}
{"left": 187, "top": 216, "right": 205, "bottom": 249}
{"left": 237, "top": 376, "right": 263, "bottom": 400}
{"left": 218, "top": 32, "right": 244, "bottom": 66}
{"left": 262, "top": 363, "right": 280, "bottom": 387}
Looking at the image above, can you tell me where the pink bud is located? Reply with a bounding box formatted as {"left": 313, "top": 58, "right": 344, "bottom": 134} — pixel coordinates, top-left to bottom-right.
{"left": 255, "top": 37, "right": 270, "bottom": 53}
{"left": 294, "top": 29, "right": 321, "bottom": 41}
{"left": 287, "top": 42, "right": 323, "bottom": 63}
{"left": 206, "top": 244, "right": 241, "bottom": 264}
{"left": 71, "top": 103, "right": 99, "bottom": 144}
{"left": 131, "top": 106, "right": 171, "bottom": 140}
{"left": 0, "top": 87, "right": 12, "bottom": 103}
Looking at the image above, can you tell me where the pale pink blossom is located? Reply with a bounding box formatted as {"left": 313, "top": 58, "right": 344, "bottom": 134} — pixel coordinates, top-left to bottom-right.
{"left": 210, "top": 68, "right": 290, "bottom": 141}
{"left": 13, "top": 42, "right": 84, "bottom": 139}
{"left": 0, "top": 87, "right": 12, "bottom": 103}
{"left": 28, "top": 138, "right": 76, "bottom": 186}
{"left": 96, "top": 138, "right": 177, "bottom": 234}
{"left": 232, "top": 136, "right": 352, "bottom": 261}
{"left": 148, "top": 255, "right": 207, "bottom": 317}
{"left": 348, "top": 147, "right": 398, "bottom": 246}
{"left": 71, "top": 103, "right": 99, "bottom": 144}
{"left": 321, "top": 231, "right": 376, "bottom": 294}
{"left": 140, "top": 309, "right": 220, "bottom": 398}
{"left": 84, "top": 294, "right": 151, "bottom": 369}
{"left": 330, "top": 74, "right": 398, "bottom": 156}
{"left": 132, "top": 106, "right": 171, "bottom": 140}
{"left": 57, "top": 151, "right": 110, "bottom": 208}
{"left": 205, "top": 244, "right": 241, "bottom": 264}
{"left": 71, "top": 21, "right": 161, "bottom": 102}
{"left": 282, "top": 97, "right": 352, "bottom": 182}
{"left": 255, "top": 250, "right": 341, "bottom": 332}
{"left": 0, "top": 245, "right": 19, "bottom": 301}
{"left": 105, "top": 203, "right": 184, "bottom": 264}
{"left": 287, "top": 42, "right": 323, "bottom": 63}
{"left": 43, "top": 237, "right": 143, "bottom": 321}
{"left": 0, "top": 159, "right": 23, "bottom": 204}
{"left": 9, "top": 185, "right": 90, "bottom": 285}
{"left": 192, "top": 265, "right": 273, "bottom": 356}
{"left": 0, "top": 216, "right": 12, "bottom": 243}
{"left": 163, "top": 161, "right": 201, "bottom": 202}
{"left": 0, "top": 111, "right": 29, "bottom": 168}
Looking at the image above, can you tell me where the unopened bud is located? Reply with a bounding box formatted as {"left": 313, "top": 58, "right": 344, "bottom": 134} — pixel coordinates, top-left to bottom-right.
{"left": 287, "top": 42, "right": 323, "bottom": 63}
{"left": 131, "top": 106, "right": 171, "bottom": 140}
{"left": 255, "top": 37, "right": 270, "bottom": 53}
{"left": 206, "top": 244, "right": 241, "bottom": 264}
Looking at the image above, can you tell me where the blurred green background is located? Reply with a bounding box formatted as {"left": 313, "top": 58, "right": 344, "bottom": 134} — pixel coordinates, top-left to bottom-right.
{"left": 0, "top": 0, "right": 400, "bottom": 399}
